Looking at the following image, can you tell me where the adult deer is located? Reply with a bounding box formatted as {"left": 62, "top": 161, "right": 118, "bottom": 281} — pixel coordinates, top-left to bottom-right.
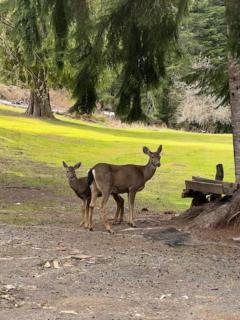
{"left": 88, "top": 145, "right": 162, "bottom": 233}
{"left": 63, "top": 161, "right": 124, "bottom": 229}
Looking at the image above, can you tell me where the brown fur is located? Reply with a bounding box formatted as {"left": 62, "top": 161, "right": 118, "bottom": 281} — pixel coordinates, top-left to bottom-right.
{"left": 88, "top": 145, "right": 162, "bottom": 233}
{"left": 63, "top": 161, "right": 124, "bottom": 230}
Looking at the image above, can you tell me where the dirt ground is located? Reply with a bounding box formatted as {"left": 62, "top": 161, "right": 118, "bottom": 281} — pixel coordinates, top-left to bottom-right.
{"left": 1, "top": 210, "right": 240, "bottom": 320}
{"left": 0, "top": 157, "right": 240, "bottom": 319}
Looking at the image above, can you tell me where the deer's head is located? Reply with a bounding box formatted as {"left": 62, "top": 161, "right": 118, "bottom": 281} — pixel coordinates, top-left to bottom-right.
{"left": 143, "top": 145, "right": 162, "bottom": 168}
{"left": 62, "top": 161, "right": 81, "bottom": 181}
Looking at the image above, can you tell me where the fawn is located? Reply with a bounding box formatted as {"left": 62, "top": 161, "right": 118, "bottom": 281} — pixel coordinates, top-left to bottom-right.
{"left": 63, "top": 161, "right": 124, "bottom": 229}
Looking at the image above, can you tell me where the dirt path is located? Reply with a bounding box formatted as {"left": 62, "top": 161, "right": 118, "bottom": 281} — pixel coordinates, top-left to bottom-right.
{"left": 0, "top": 215, "right": 240, "bottom": 320}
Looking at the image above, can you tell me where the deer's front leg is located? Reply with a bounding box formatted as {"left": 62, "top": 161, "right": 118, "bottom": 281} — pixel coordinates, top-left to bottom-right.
{"left": 128, "top": 191, "right": 136, "bottom": 228}
{"left": 84, "top": 200, "right": 90, "bottom": 229}
{"left": 79, "top": 199, "right": 85, "bottom": 227}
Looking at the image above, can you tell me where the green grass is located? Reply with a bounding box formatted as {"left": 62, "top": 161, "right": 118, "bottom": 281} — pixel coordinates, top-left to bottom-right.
{"left": 0, "top": 104, "right": 235, "bottom": 212}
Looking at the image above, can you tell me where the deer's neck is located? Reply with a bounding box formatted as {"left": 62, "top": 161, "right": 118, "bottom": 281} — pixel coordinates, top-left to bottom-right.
{"left": 68, "top": 176, "right": 79, "bottom": 191}
{"left": 143, "top": 160, "right": 157, "bottom": 182}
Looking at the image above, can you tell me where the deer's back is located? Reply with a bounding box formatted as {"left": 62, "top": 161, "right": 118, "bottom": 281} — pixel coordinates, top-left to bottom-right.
{"left": 92, "top": 163, "right": 145, "bottom": 193}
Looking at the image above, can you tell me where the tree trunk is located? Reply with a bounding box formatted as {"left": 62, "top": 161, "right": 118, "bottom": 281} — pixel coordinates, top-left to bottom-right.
{"left": 25, "top": 77, "right": 54, "bottom": 119}
{"left": 228, "top": 57, "right": 240, "bottom": 182}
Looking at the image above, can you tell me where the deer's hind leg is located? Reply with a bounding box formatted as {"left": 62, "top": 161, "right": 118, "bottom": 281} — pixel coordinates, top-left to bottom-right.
{"left": 88, "top": 182, "right": 98, "bottom": 231}
{"left": 118, "top": 195, "right": 124, "bottom": 224}
{"left": 99, "top": 186, "right": 113, "bottom": 233}
{"left": 112, "top": 193, "right": 124, "bottom": 225}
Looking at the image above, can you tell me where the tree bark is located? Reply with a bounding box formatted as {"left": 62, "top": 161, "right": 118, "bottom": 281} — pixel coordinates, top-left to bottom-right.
{"left": 25, "top": 76, "right": 54, "bottom": 119}
{"left": 228, "top": 57, "right": 240, "bottom": 182}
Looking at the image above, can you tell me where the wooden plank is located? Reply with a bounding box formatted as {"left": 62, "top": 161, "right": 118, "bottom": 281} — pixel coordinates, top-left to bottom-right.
{"left": 185, "top": 180, "right": 224, "bottom": 195}
{"left": 223, "top": 185, "right": 238, "bottom": 196}
{"left": 192, "top": 176, "right": 237, "bottom": 189}
{"left": 192, "top": 176, "right": 220, "bottom": 184}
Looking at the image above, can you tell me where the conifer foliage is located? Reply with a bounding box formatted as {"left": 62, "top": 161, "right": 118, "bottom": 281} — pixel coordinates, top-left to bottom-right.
{"left": 97, "top": 0, "right": 188, "bottom": 122}
{"left": 0, "top": 0, "right": 54, "bottom": 118}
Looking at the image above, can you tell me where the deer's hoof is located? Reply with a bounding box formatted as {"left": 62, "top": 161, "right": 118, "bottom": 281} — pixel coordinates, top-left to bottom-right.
{"left": 108, "top": 229, "right": 114, "bottom": 234}
{"left": 113, "top": 220, "right": 122, "bottom": 225}
{"left": 89, "top": 227, "right": 93, "bottom": 232}
{"left": 129, "top": 223, "right": 137, "bottom": 228}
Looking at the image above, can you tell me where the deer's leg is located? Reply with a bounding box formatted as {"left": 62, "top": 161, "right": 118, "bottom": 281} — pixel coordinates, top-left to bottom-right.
{"left": 79, "top": 199, "right": 85, "bottom": 227}
{"left": 118, "top": 195, "right": 124, "bottom": 224}
{"left": 112, "top": 194, "right": 124, "bottom": 225}
{"left": 112, "top": 193, "right": 121, "bottom": 224}
{"left": 128, "top": 191, "right": 136, "bottom": 228}
{"left": 100, "top": 191, "right": 113, "bottom": 233}
{"left": 113, "top": 205, "right": 120, "bottom": 225}
{"left": 89, "top": 183, "right": 98, "bottom": 231}
{"left": 84, "top": 200, "right": 89, "bottom": 229}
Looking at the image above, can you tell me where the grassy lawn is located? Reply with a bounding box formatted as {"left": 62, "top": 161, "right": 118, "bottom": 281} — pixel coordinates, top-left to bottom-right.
{"left": 0, "top": 104, "right": 235, "bottom": 217}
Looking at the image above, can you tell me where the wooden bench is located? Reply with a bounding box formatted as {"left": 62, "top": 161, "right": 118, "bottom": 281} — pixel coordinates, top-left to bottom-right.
{"left": 182, "top": 164, "right": 238, "bottom": 206}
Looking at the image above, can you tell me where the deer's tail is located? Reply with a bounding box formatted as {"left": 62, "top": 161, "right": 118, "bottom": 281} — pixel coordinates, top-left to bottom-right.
{"left": 87, "top": 169, "right": 94, "bottom": 186}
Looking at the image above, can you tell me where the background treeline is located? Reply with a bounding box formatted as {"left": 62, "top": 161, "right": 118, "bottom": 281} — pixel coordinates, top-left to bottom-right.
{"left": 0, "top": 0, "right": 231, "bottom": 132}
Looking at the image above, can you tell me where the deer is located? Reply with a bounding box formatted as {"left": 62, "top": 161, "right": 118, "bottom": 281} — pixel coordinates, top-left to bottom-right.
{"left": 87, "top": 145, "right": 162, "bottom": 233}
{"left": 63, "top": 161, "right": 124, "bottom": 229}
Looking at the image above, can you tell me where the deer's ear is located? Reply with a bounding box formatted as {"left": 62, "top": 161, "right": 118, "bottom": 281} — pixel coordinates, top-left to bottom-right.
{"left": 143, "top": 146, "right": 150, "bottom": 155}
{"left": 63, "top": 161, "right": 68, "bottom": 168}
{"left": 157, "top": 145, "right": 162, "bottom": 154}
{"left": 74, "top": 162, "right": 82, "bottom": 169}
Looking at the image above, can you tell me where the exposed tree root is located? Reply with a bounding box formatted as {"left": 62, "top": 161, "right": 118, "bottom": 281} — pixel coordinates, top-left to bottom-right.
{"left": 179, "top": 189, "right": 240, "bottom": 229}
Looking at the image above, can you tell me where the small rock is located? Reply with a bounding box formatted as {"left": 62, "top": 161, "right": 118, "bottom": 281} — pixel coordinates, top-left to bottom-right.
{"left": 60, "top": 310, "right": 78, "bottom": 315}
{"left": 141, "top": 208, "right": 148, "bottom": 212}
{"left": 63, "top": 262, "right": 73, "bottom": 267}
{"left": 53, "top": 260, "right": 60, "bottom": 269}
{"left": 69, "top": 249, "right": 80, "bottom": 255}
{"left": 1, "top": 294, "right": 12, "bottom": 301}
{"left": 160, "top": 293, "right": 172, "bottom": 300}
{"left": 4, "top": 284, "right": 16, "bottom": 291}
{"left": 232, "top": 237, "right": 240, "bottom": 242}
{"left": 44, "top": 261, "right": 51, "bottom": 268}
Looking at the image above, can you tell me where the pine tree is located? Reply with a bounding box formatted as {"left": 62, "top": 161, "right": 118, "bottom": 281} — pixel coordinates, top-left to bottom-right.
{"left": 70, "top": 0, "right": 188, "bottom": 121}
{"left": 0, "top": 0, "right": 55, "bottom": 118}
{"left": 181, "top": 0, "right": 228, "bottom": 104}
{"left": 100, "top": 0, "right": 188, "bottom": 122}
{"left": 155, "top": 76, "right": 179, "bottom": 127}
{"left": 0, "top": 0, "right": 92, "bottom": 118}
{"left": 182, "top": 0, "right": 240, "bottom": 182}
